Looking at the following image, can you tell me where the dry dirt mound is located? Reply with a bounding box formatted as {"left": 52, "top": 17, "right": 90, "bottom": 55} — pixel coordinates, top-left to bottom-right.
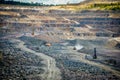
{"left": 35, "top": 34, "right": 61, "bottom": 43}
{"left": 106, "top": 37, "right": 120, "bottom": 49}
{"left": 0, "top": 11, "right": 20, "bottom": 17}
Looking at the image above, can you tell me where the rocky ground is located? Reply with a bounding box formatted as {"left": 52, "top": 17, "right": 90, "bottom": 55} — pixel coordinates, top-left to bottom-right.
{"left": 0, "top": 5, "right": 120, "bottom": 80}
{"left": 0, "top": 39, "right": 44, "bottom": 80}
{"left": 19, "top": 36, "right": 120, "bottom": 80}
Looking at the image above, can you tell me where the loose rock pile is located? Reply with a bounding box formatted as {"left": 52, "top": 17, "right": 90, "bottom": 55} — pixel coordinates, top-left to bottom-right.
{"left": 0, "top": 39, "right": 44, "bottom": 80}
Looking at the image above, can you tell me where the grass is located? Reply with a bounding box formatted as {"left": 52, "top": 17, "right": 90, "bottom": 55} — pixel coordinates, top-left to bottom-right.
{"left": 87, "top": 3, "right": 120, "bottom": 10}
{"left": 55, "top": 2, "right": 120, "bottom": 11}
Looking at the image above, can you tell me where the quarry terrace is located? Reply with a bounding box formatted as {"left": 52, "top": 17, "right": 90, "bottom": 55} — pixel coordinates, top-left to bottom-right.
{"left": 0, "top": 5, "right": 120, "bottom": 80}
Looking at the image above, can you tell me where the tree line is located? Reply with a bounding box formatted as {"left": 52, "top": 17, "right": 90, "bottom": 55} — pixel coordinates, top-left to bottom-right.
{"left": 0, "top": 0, "right": 54, "bottom": 6}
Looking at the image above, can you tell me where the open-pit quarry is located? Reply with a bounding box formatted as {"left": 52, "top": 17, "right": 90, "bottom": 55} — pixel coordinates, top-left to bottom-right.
{"left": 0, "top": 5, "right": 120, "bottom": 80}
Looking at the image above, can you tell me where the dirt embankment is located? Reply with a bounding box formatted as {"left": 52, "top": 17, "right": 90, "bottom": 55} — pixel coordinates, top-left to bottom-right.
{"left": 106, "top": 37, "right": 120, "bottom": 49}
{"left": 0, "top": 11, "right": 20, "bottom": 16}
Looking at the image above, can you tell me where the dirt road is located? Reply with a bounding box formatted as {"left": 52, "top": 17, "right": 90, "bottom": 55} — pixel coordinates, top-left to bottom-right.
{"left": 11, "top": 39, "right": 61, "bottom": 80}
{"left": 66, "top": 46, "right": 120, "bottom": 77}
